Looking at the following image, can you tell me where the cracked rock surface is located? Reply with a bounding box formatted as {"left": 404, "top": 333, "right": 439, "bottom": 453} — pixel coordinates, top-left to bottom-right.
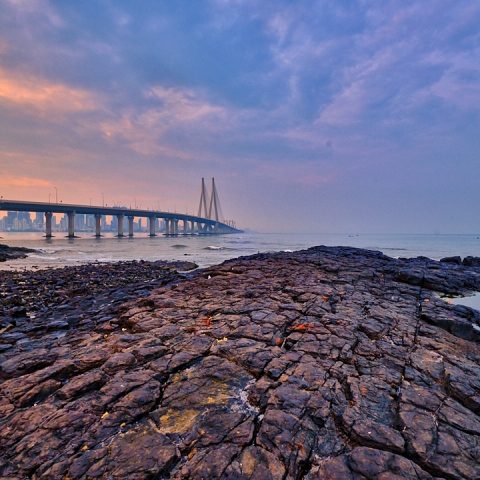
{"left": 1, "top": 246, "right": 479, "bottom": 479}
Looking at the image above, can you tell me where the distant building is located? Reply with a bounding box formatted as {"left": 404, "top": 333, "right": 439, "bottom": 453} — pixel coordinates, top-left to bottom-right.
{"left": 34, "top": 212, "right": 44, "bottom": 229}
{"left": 6, "top": 211, "right": 17, "bottom": 229}
{"left": 60, "top": 214, "right": 67, "bottom": 231}
{"left": 75, "top": 214, "right": 86, "bottom": 231}
{"left": 4, "top": 211, "right": 33, "bottom": 231}
{"left": 86, "top": 214, "right": 95, "bottom": 230}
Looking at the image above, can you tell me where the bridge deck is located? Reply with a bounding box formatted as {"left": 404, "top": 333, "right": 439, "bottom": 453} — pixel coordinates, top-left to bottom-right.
{"left": 0, "top": 199, "right": 242, "bottom": 235}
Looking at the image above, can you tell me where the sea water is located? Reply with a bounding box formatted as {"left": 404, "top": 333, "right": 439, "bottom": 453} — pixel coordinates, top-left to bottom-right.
{"left": 1, "top": 231, "right": 480, "bottom": 271}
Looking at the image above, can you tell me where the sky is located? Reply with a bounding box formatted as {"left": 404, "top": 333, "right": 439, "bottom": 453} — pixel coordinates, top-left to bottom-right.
{"left": 0, "top": 0, "right": 479, "bottom": 233}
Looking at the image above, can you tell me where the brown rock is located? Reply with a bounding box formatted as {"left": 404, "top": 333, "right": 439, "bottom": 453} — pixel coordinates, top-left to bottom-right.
{"left": 1, "top": 247, "right": 479, "bottom": 479}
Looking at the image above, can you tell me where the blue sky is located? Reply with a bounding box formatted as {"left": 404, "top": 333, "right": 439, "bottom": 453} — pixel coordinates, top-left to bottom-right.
{"left": 0, "top": 0, "right": 479, "bottom": 232}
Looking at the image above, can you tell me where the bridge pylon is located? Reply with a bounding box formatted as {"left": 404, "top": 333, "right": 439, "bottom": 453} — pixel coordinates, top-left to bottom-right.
{"left": 198, "top": 178, "right": 210, "bottom": 219}
{"left": 197, "top": 177, "right": 223, "bottom": 224}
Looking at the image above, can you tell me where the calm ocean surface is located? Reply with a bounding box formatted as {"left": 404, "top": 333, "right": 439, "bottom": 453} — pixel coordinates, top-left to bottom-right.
{"left": 1, "top": 231, "right": 480, "bottom": 271}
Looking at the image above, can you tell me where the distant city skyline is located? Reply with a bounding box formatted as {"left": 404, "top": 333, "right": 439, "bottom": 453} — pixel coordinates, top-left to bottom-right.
{"left": 1, "top": 1, "right": 479, "bottom": 233}
{"left": 0, "top": 210, "right": 148, "bottom": 233}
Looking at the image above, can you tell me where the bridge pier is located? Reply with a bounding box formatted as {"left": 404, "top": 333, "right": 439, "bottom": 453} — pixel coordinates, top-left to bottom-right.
{"left": 95, "top": 214, "right": 102, "bottom": 237}
{"left": 165, "top": 219, "right": 171, "bottom": 235}
{"left": 128, "top": 216, "right": 134, "bottom": 237}
{"left": 117, "top": 215, "right": 124, "bottom": 237}
{"left": 174, "top": 220, "right": 179, "bottom": 235}
{"left": 190, "top": 220, "right": 195, "bottom": 234}
{"left": 149, "top": 216, "right": 156, "bottom": 237}
{"left": 183, "top": 219, "right": 188, "bottom": 234}
{"left": 45, "top": 212, "right": 53, "bottom": 238}
{"left": 67, "top": 212, "right": 75, "bottom": 238}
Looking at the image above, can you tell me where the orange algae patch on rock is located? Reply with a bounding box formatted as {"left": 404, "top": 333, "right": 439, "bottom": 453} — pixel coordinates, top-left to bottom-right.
{"left": 237, "top": 446, "right": 286, "bottom": 478}
{"left": 291, "top": 322, "right": 315, "bottom": 332}
{"left": 158, "top": 408, "right": 199, "bottom": 434}
{"left": 205, "top": 380, "right": 232, "bottom": 405}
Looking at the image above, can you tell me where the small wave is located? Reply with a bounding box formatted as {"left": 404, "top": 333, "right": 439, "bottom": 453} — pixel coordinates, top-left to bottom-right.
{"left": 26, "top": 254, "right": 47, "bottom": 259}
{"left": 225, "top": 240, "right": 254, "bottom": 244}
{"left": 30, "top": 254, "right": 60, "bottom": 260}
{"left": 171, "top": 244, "right": 188, "bottom": 249}
{"left": 204, "top": 245, "right": 224, "bottom": 250}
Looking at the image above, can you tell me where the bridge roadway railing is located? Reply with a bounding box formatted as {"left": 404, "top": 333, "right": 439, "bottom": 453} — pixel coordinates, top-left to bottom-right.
{"left": 0, "top": 200, "right": 241, "bottom": 238}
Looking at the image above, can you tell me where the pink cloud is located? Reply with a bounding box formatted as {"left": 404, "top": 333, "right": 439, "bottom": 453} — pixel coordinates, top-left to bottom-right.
{"left": 100, "top": 86, "right": 230, "bottom": 157}
{"left": 0, "top": 68, "right": 99, "bottom": 114}
{"left": 1, "top": 174, "right": 52, "bottom": 188}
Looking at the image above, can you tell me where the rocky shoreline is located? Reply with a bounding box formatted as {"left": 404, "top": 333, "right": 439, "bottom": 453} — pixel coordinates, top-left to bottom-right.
{"left": 0, "top": 260, "right": 198, "bottom": 351}
{"left": 1, "top": 246, "right": 479, "bottom": 479}
{"left": 0, "top": 243, "right": 37, "bottom": 263}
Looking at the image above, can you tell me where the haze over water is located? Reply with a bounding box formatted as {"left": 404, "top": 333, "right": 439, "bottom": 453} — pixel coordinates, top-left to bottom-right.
{"left": 2, "top": 231, "right": 480, "bottom": 271}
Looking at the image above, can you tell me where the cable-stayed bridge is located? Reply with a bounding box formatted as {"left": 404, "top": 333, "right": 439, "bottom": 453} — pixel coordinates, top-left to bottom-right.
{"left": 0, "top": 178, "right": 242, "bottom": 238}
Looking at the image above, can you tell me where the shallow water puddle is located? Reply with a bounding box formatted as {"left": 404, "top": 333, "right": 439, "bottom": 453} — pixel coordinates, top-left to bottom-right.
{"left": 438, "top": 291, "right": 480, "bottom": 310}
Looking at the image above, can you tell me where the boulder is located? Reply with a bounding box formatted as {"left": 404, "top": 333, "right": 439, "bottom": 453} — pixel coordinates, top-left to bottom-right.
{"left": 440, "top": 256, "right": 462, "bottom": 265}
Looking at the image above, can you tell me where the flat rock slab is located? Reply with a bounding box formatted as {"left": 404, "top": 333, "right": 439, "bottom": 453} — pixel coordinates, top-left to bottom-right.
{"left": 1, "top": 246, "right": 479, "bottom": 479}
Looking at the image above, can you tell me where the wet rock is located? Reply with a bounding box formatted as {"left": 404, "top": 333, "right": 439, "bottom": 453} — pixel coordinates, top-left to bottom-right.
{"left": 463, "top": 256, "right": 480, "bottom": 267}
{"left": 46, "top": 319, "right": 69, "bottom": 330}
{"left": 0, "top": 247, "right": 479, "bottom": 479}
{"left": 57, "top": 422, "right": 178, "bottom": 479}
{"left": 308, "top": 446, "right": 436, "bottom": 480}
{"left": 0, "top": 348, "right": 57, "bottom": 379}
{"left": 440, "top": 256, "right": 462, "bottom": 264}
{"left": 0, "top": 243, "right": 36, "bottom": 262}
{"left": 10, "top": 306, "right": 27, "bottom": 318}
{"left": 0, "top": 259, "right": 197, "bottom": 324}
{"left": 224, "top": 445, "right": 286, "bottom": 479}
{"left": 57, "top": 370, "right": 107, "bottom": 400}
{"left": 102, "top": 351, "right": 136, "bottom": 374}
